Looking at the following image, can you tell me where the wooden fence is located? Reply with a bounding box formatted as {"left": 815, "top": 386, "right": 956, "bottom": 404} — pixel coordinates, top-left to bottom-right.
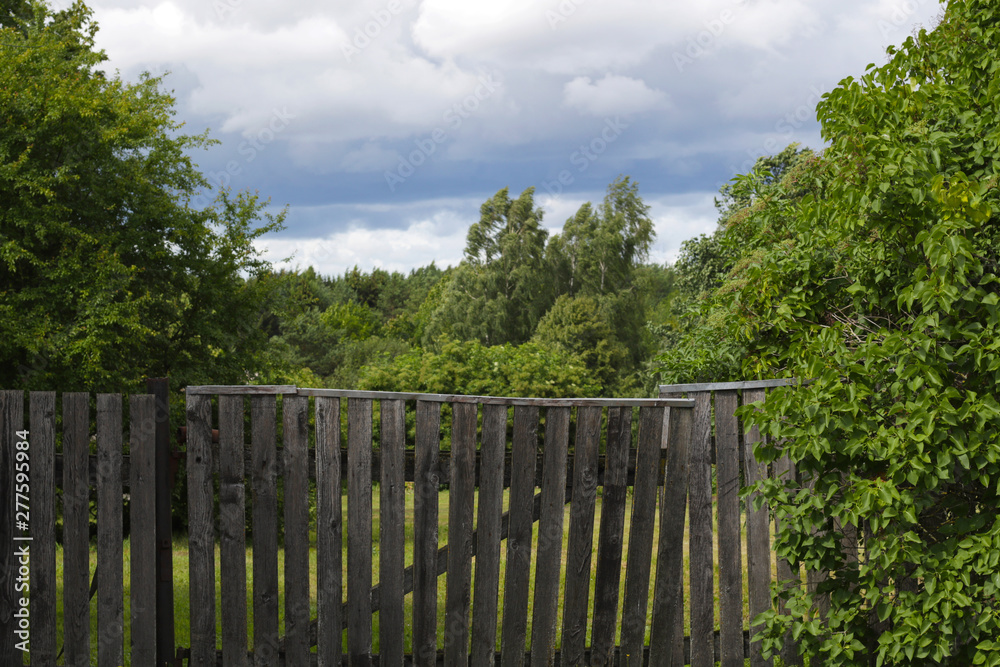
{"left": 658, "top": 379, "right": 806, "bottom": 667}
{"left": 183, "top": 386, "right": 698, "bottom": 667}
{"left": 0, "top": 380, "right": 812, "bottom": 667}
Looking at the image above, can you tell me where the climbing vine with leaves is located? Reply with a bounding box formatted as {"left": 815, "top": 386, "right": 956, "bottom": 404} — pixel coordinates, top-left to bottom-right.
{"left": 704, "top": 1, "right": 1000, "bottom": 663}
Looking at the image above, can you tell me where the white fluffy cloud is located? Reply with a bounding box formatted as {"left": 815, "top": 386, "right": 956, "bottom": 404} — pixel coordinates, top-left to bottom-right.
{"left": 257, "top": 217, "right": 468, "bottom": 276}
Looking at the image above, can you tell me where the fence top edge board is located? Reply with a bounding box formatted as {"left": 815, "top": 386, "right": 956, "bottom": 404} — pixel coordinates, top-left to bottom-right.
{"left": 658, "top": 378, "right": 802, "bottom": 393}
{"left": 185, "top": 385, "right": 299, "bottom": 395}
{"left": 296, "top": 387, "right": 695, "bottom": 407}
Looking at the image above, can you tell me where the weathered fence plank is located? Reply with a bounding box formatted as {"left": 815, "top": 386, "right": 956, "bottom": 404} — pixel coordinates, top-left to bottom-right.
{"left": 0, "top": 391, "right": 24, "bottom": 667}
{"left": 31, "top": 391, "right": 57, "bottom": 664}
{"left": 251, "top": 395, "right": 281, "bottom": 667}
{"left": 97, "top": 394, "right": 124, "bottom": 667}
{"left": 62, "top": 392, "right": 91, "bottom": 666}
{"left": 621, "top": 406, "right": 665, "bottom": 667}
{"left": 445, "top": 402, "right": 478, "bottom": 667}
{"left": 348, "top": 398, "right": 374, "bottom": 667}
{"left": 284, "top": 395, "right": 312, "bottom": 666}
{"left": 649, "top": 405, "right": 693, "bottom": 667}
{"left": 188, "top": 392, "right": 216, "bottom": 667}
{"left": 414, "top": 400, "right": 442, "bottom": 666}
{"left": 471, "top": 403, "right": 507, "bottom": 667}
{"left": 560, "top": 406, "right": 602, "bottom": 667}
{"left": 500, "top": 405, "right": 539, "bottom": 667}
{"left": 130, "top": 394, "right": 159, "bottom": 665}
{"left": 380, "top": 398, "right": 406, "bottom": 667}
{"left": 316, "top": 396, "right": 343, "bottom": 667}
{"left": 219, "top": 395, "right": 248, "bottom": 667}
{"left": 715, "top": 390, "right": 744, "bottom": 667}
{"left": 591, "top": 407, "right": 632, "bottom": 666}
{"left": 741, "top": 388, "right": 772, "bottom": 667}
{"left": 688, "top": 392, "right": 714, "bottom": 667}
{"left": 529, "top": 406, "right": 570, "bottom": 667}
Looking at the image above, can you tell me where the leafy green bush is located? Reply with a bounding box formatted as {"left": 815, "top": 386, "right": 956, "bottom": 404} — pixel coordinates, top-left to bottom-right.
{"left": 724, "top": 2, "right": 1000, "bottom": 663}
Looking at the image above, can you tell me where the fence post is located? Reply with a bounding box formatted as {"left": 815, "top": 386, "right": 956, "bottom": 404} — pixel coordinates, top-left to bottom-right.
{"left": 147, "top": 378, "right": 177, "bottom": 666}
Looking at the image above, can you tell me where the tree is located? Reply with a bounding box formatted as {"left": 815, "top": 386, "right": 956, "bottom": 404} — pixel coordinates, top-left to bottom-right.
{"left": 702, "top": 2, "right": 1000, "bottom": 663}
{"left": 423, "top": 187, "right": 549, "bottom": 346}
{"left": 0, "top": 2, "right": 285, "bottom": 392}
{"left": 358, "top": 337, "right": 599, "bottom": 398}
{"left": 653, "top": 146, "right": 819, "bottom": 385}
{"left": 547, "top": 175, "right": 655, "bottom": 297}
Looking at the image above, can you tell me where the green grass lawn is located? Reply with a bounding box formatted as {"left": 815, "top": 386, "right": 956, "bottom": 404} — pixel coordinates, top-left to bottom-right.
{"left": 54, "top": 486, "right": 768, "bottom": 665}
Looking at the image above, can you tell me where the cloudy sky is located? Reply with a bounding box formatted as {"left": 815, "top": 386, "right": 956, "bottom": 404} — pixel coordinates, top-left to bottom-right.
{"left": 77, "top": 0, "right": 942, "bottom": 275}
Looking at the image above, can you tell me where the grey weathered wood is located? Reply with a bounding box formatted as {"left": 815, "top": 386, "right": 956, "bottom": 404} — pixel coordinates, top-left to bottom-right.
{"left": 445, "top": 402, "right": 478, "bottom": 667}
{"left": 30, "top": 392, "right": 57, "bottom": 664}
{"left": 773, "top": 452, "right": 801, "bottom": 666}
{"left": 413, "top": 400, "right": 442, "bottom": 666}
{"left": 62, "top": 392, "right": 91, "bottom": 667}
{"left": 500, "top": 405, "right": 539, "bottom": 667}
{"left": 97, "top": 394, "right": 124, "bottom": 667}
{"left": 715, "top": 391, "right": 744, "bottom": 667}
{"left": 560, "top": 406, "right": 602, "bottom": 667}
{"left": 471, "top": 403, "right": 507, "bottom": 667}
{"left": 0, "top": 391, "right": 24, "bottom": 667}
{"left": 591, "top": 407, "right": 631, "bottom": 666}
{"left": 187, "top": 393, "right": 216, "bottom": 667}
{"left": 620, "top": 407, "right": 665, "bottom": 667}
{"left": 529, "top": 407, "right": 570, "bottom": 667}
{"left": 186, "top": 385, "right": 298, "bottom": 395}
{"left": 649, "top": 406, "right": 693, "bottom": 667}
{"left": 658, "top": 379, "right": 800, "bottom": 393}
{"left": 251, "top": 395, "right": 281, "bottom": 666}
{"left": 379, "top": 399, "right": 406, "bottom": 667}
{"left": 741, "top": 389, "right": 772, "bottom": 667}
{"left": 348, "top": 398, "right": 374, "bottom": 667}
{"left": 130, "top": 395, "right": 158, "bottom": 666}
{"left": 219, "top": 395, "right": 249, "bottom": 667}
{"left": 283, "top": 395, "right": 312, "bottom": 666}
{"left": 299, "top": 387, "right": 693, "bottom": 408}
{"left": 316, "top": 396, "right": 343, "bottom": 667}
{"left": 688, "top": 392, "right": 714, "bottom": 667}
